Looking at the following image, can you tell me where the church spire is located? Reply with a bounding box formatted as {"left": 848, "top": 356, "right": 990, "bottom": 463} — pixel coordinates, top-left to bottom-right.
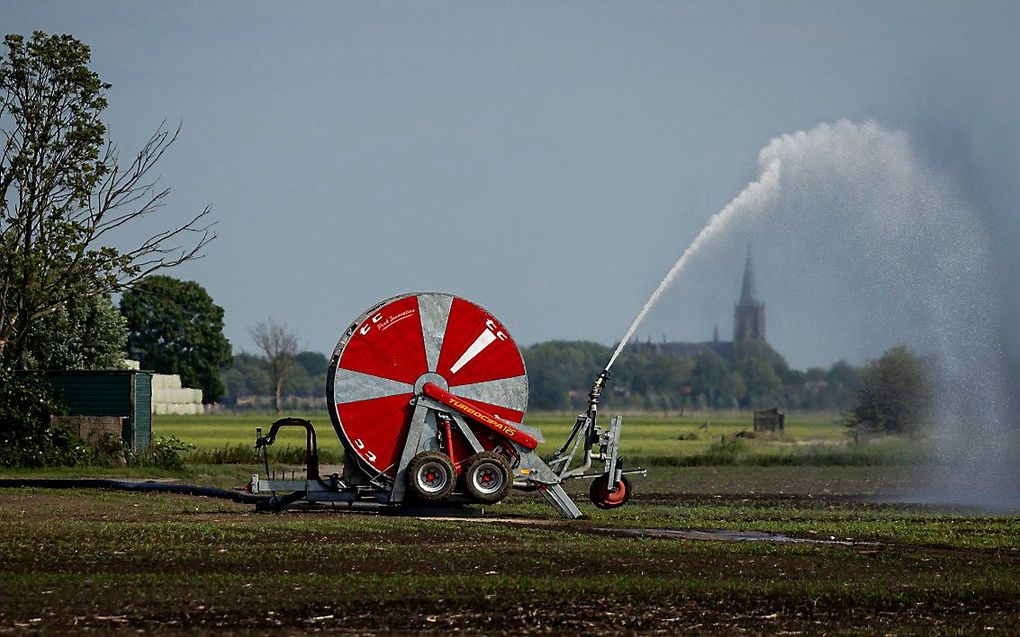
{"left": 734, "top": 244, "right": 765, "bottom": 343}
{"left": 738, "top": 245, "right": 759, "bottom": 306}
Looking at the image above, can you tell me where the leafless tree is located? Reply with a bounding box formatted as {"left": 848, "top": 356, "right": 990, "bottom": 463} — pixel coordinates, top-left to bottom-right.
{"left": 249, "top": 318, "right": 299, "bottom": 413}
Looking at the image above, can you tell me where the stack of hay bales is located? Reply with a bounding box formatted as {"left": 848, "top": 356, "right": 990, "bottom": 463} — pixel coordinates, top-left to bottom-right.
{"left": 124, "top": 360, "right": 205, "bottom": 415}
{"left": 151, "top": 373, "right": 204, "bottom": 415}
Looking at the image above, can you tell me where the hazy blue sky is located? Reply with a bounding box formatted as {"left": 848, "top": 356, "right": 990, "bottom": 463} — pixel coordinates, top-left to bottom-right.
{"left": 4, "top": 1, "right": 1019, "bottom": 368}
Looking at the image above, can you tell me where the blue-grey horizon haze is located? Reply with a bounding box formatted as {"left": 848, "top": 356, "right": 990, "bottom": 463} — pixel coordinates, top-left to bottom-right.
{"left": 3, "top": 1, "right": 1020, "bottom": 372}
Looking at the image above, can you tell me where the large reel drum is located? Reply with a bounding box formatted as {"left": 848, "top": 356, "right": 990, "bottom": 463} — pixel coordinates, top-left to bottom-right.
{"left": 326, "top": 293, "right": 529, "bottom": 482}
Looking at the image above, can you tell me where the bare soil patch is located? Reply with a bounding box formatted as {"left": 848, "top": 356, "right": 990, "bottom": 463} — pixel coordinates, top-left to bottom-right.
{"left": 0, "top": 472, "right": 1017, "bottom": 635}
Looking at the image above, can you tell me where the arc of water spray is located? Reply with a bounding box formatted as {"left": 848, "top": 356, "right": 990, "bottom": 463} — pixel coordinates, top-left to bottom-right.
{"left": 604, "top": 154, "right": 783, "bottom": 371}
{"left": 598, "top": 118, "right": 1015, "bottom": 507}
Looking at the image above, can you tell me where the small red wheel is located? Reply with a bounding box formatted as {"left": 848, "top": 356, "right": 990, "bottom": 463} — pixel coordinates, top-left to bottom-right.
{"left": 589, "top": 474, "right": 632, "bottom": 509}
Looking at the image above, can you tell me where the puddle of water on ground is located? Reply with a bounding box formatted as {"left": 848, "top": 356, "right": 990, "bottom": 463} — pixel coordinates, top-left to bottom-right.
{"left": 599, "top": 527, "right": 880, "bottom": 546}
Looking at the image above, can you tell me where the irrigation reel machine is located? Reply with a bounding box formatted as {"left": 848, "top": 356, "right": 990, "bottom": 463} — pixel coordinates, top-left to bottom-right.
{"left": 251, "top": 292, "right": 644, "bottom": 519}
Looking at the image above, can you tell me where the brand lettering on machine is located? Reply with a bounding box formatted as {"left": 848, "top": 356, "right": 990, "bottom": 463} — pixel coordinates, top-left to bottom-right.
{"left": 358, "top": 309, "right": 415, "bottom": 336}
{"left": 447, "top": 397, "right": 517, "bottom": 438}
{"left": 485, "top": 319, "right": 508, "bottom": 341}
{"left": 449, "top": 318, "right": 509, "bottom": 375}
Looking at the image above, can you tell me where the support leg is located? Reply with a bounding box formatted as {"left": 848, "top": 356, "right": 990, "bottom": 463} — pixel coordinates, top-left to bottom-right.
{"left": 538, "top": 484, "right": 583, "bottom": 519}
{"left": 390, "top": 402, "right": 430, "bottom": 503}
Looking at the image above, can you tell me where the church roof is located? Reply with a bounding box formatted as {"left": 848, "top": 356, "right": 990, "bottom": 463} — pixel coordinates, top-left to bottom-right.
{"left": 738, "top": 246, "right": 760, "bottom": 306}
{"left": 624, "top": 340, "right": 734, "bottom": 359}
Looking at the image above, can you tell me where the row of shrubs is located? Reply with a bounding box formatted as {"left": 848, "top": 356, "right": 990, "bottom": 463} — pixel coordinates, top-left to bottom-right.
{"left": 187, "top": 443, "right": 343, "bottom": 465}
{"left": 0, "top": 431, "right": 195, "bottom": 471}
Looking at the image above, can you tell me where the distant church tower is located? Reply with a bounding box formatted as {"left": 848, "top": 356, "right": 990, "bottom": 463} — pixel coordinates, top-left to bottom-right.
{"left": 733, "top": 247, "right": 766, "bottom": 343}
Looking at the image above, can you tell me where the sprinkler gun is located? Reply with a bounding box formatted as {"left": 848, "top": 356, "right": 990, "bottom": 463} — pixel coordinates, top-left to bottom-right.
{"left": 589, "top": 368, "right": 610, "bottom": 404}
{"left": 581, "top": 368, "right": 611, "bottom": 440}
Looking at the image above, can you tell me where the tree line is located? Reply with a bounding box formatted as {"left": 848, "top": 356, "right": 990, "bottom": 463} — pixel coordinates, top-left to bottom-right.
{"left": 212, "top": 335, "right": 928, "bottom": 443}
{"left": 522, "top": 340, "right": 864, "bottom": 412}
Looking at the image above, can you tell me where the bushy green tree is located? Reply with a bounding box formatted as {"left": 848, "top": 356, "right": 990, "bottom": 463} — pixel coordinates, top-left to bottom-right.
{"left": 219, "top": 350, "right": 328, "bottom": 406}
{"left": 0, "top": 370, "right": 75, "bottom": 468}
{"left": 0, "top": 30, "right": 212, "bottom": 466}
{"left": 296, "top": 351, "right": 328, "bottom": 377}
{"left": 805, "top": 367, "right": 828, "bottom": 383}
{"left": 844, "top": 345, "right": 930, "bottom": 436}
{"left": 738, "top": 355, "right": 783, "bottom": 408}
{"left": 613, "top": 351, "right": 694, "bottom": 401}
{"left": 0, "top": 31, "right": 212, "bottom": 369}
{"left": 807, "top": 360, "right": 861, "bottom": 411}
{"left": 827, "top": 360, "right": 862, "bottom": 392}
{"left": 728, "top": 369, "right": 747, "bottom": 404}
{"left": 25, "top": 294, "right": 126, "bottom": 370}
{"left": 522, "top": 341, "right": 610, "bottom": 410}
{"left": 522, "top": 338, "right": 867, "bottom": 412}
{"left": 691, "top": 349, "right": 734, "bottom": 407}
{"left": 120, "top": 276, "right": 231, "bottom": 403}
{"left": 731, "top": 341, "right": 785, "bottom": 408}
{"left": 292, "top": 351, "right": 328, "bottom": 396}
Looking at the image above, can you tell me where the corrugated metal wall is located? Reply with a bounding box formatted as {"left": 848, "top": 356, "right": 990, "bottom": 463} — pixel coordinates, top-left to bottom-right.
{"left": 19, "top": 371, "right": 153, "bottom": 451}
{"left": 134, "top": 373, "right": 152, "bottom": 450}
{"left": 43, "top": 373, "right": 133, "bottom": 416}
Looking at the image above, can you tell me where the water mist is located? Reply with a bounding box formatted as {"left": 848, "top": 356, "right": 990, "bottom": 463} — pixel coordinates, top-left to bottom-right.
{"left": 609, "top": 119, "right": 1018, "bottom": 509}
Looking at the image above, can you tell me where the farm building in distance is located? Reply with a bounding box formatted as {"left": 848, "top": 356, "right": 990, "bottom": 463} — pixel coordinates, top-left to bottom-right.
{"left": 17, "top": 362, "right": 205, "bottom": 455}
{"left": 17, "top": 370, "right": 153, "bottom": 452}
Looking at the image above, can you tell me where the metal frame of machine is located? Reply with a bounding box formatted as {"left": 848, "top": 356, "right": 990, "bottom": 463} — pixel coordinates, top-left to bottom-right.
{"left": 249, "top": 293, "right": 644, "bottom": 518}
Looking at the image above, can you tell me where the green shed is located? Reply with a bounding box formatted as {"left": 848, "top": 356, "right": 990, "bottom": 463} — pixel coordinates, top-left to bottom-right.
{"left": 19, "top": 370, "right": 153, "bottom": 452}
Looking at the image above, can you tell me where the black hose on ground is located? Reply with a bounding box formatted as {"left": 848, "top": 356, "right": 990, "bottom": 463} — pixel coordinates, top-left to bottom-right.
{"left": 0, "top": 478, "right": 269, "bottom": 504}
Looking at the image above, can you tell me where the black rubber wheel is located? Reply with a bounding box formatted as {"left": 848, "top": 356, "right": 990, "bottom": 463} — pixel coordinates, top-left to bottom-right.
{"left": 589, "top": 474, "right": 632, "bottom": 509}
{"left": 462, "top": 451, "right": 512, "bottom": 504}
{"left": 407, "top": 451, "right": 457, "bottom": 502}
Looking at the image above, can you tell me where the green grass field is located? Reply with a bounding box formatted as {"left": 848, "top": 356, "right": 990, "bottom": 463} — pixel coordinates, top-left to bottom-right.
{"left": 153, "top": 409, "right": 923, "bottom": 467}
{"left": 153, "top": 410, "right": 853, "bottom": 450}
